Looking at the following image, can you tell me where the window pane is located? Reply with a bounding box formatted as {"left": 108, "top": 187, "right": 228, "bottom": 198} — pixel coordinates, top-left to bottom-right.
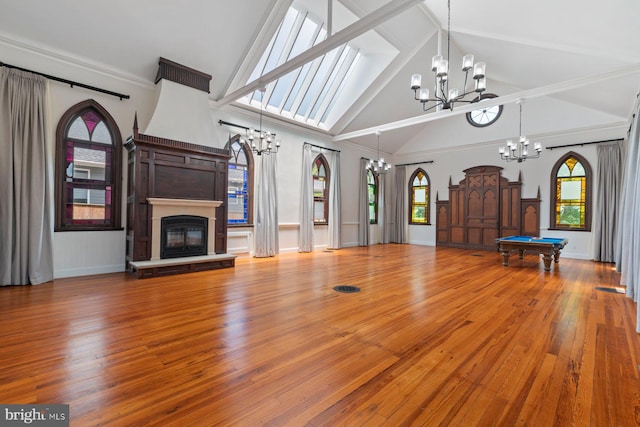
{"left": 412, "top": 206, "right": 426, "bottom": 222}
{"left": 414, "top": 188, "right": 426, "bottom": 203}
{"left": 557, "top": 164, "right": 571, "bottom": 177}
{"left": 68, "top": 116, "right": 90, "bottom": 140}
{"left": 74, "top": 147, "right": 106, "bottom": 181}
{"left": 228, "top": 160, "right": 249, "bottom": 224}
{"left": 369, "top": 204, "right": 376, "bottom": 222}
{"left": 560, "top": 180, "right": 582, "bottom": 200}
{"left": 314, "top": 201, "right": 326, "bottom": 222}
{"left": 91, "top": 121, "right": 112, "bottom": 144}
{"left": 313, "top": 178, "right": 325, "bottom": 198}
{"left": 368, "top": 185, "right": 375, "bottom": 203}
{"left": 559, "top": 205, "right": 582, "bottom": 225}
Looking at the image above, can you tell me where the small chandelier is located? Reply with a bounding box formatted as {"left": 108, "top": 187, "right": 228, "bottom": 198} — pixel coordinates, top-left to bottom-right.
{"left": 499, "top": 99, "right": 542, "bottom": 163}
{"left": 244, "top": 87, "right": 280, "bottom": 156}
{"left": 410, "top": 0, "right": 487, "bottom": 112}
{"left": 369, "top": 131, "right": 392, "bottom": 175}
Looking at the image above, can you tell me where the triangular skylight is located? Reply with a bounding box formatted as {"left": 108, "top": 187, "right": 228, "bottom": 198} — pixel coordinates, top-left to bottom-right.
{"left": 237, "top": 2, "right": 398, "bottom": 131}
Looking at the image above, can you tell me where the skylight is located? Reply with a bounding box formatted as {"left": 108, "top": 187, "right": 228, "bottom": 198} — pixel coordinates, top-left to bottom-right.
{"left": 239, "top": 5, "right": 363, "bottom": 130}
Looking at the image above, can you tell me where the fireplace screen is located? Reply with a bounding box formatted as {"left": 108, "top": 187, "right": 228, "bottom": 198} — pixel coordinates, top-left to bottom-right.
{"left": 160, "top": 215, "right": 208, "bottom": 259}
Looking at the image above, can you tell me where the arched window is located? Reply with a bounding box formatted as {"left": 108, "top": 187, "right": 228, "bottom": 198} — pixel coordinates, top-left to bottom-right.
{"left": 312, "top": 154, "right": 330, "bottom": 224}
{"left": 226, "top": 135, "right": 253, "bottom": 225}
{"left": 367, "top": 169, "right": 378, "bottom": 224}
{"left": 550, "top": 152, "right": 592, "bottom": 231}
{"left": 55, "top": 100, "right": 122, "bottom": 231}
{"left": 409, "top": 168, "right": 430, "bottom": 225}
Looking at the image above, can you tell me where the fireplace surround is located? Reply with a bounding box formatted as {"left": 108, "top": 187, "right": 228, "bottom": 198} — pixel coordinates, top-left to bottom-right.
{"left": 147, "top": 198, "right": 221, "bottom": 261}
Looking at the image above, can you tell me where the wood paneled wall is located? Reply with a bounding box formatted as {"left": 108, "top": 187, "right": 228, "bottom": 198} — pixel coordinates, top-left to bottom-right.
{"left": 436, "top": 165, "right": 541, "bottom": 250}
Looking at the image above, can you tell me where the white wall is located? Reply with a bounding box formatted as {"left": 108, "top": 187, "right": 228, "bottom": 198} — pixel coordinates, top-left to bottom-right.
{"left": 395, "top": 108, "right": 624, "bottom": 260}
{"left": 3, "top": 38, "right": 624, "bottom": 279}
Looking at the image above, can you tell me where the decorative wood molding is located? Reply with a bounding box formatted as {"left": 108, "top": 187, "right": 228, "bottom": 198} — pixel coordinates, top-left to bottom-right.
{"left": 155, "top": 57, "right": 211, "bottom": 93}
{"left": 125, "top": 132, "right": 230, "bottom": 157}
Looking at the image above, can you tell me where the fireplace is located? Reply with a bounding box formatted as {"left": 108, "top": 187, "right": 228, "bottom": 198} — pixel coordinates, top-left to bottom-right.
{"left": 147, "top": 198, "right": 222, "bottom": 261}
{"left": 161, "top": 215, "right": 208, "bottom": 259}
{"left": 124, "top": 58, "right": 235, "bottom": 278}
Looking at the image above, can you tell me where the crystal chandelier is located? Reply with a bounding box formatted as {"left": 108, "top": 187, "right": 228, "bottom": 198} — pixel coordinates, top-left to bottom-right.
{"left": 369, "top": 131, "right": 392, "bottom": 175}
{"left": 410, "top": 0, "right": 487, "bottom": 111}
{"left": 244, "top": 87, "right": 280, "bottom": 156}
{"left": 499, "top": 99, "right": 542, "bottom": 163}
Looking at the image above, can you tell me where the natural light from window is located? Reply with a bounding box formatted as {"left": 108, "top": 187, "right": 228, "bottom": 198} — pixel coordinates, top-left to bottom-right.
{"left": 238, "top": 2, "right": 397, "bottom": 131}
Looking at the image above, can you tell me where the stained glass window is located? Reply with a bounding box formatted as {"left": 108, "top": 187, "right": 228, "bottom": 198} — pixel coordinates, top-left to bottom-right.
{"left": 551, "top": 153, "right": 591, "bottom": 231}
{"left": 227, "top": 136, "right": 253, "bottom": 225}
{"left": 367, "top": 169, "right": 378, "bottom": 224}
{"left": 409, "top": 169, "right": 430, "bottom": 225}
{"left": 312, "top": 155, "right": 330, "bottom": 224}
{"left": 55, "top": 100, "right": 121, "bottom": 231}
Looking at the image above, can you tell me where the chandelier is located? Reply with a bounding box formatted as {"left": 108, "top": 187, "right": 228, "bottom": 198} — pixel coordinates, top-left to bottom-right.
{"left": 244, "top": 87, "right": 280, "bottom": 156}
{"left": 369, "top": 131, "right": 392, "bottom": 175}
{"left": 498, "top": 99, "right": 542, "bottom": 163}
{"left": 410, "top": 0, "right": 487, "bottom": 111}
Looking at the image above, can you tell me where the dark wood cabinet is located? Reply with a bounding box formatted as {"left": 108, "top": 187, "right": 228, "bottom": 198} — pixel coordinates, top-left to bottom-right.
{"left": 436, "top": 165, "right": 540, "bottom": 250}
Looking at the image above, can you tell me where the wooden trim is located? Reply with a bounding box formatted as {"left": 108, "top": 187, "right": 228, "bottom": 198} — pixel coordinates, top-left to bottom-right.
{"left": 54, "top": 99, "right": 123, "bottom": 232}
{"left": 549, "top": 151, "right": 593, "bottom": 231}
{"left": 155, "top": 57, "right": 212, "bottom": 93}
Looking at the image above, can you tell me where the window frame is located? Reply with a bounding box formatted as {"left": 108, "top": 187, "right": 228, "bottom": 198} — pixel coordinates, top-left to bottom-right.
{"left": 466, "top": 93, "right": 503, "bottom": 127}
{"left": 408, "top": 168, "right": 431, "bottom": 225}
{"left": 225, "top": 134, "right": 254, "bottom": 227}
{"left": 367, "top": 168, "right": 378, "bottom": 225}
{"left": 312, "top": 154, "right": 330, "bottom": 225}
{"left": 54, "top": 99, "right": 122, "bottom": 232}
{"left": 549, "top": 151, "right": 592, "bottom": 231}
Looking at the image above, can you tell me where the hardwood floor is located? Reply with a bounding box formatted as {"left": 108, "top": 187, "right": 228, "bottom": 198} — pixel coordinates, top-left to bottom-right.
{"left": 1, "top": 244, "right": 639, "bottom": 426}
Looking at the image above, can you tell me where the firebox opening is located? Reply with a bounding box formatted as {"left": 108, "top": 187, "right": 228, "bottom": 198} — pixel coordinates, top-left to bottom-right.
{"left": 160, "top": 215, "right": 208, "bottom": 259}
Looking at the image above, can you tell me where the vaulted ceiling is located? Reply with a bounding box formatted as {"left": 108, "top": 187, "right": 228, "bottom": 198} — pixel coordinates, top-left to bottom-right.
{"left": 1, "top": 0, "right": 639, "bottom": 154}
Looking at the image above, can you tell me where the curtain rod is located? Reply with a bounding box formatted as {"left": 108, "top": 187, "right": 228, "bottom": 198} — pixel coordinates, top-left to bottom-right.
{"left": 304, "top": 142, "right": 340, "bottom": 153}
{"left": 396, "top": 160, "right": 434, "bottom": 166}
{"left": 546, "top": 138, "right": 623, "bottom": 150}
{"left": 218, "top": 119, "right": 277, "bottom": 137}
{"left": 0, "top": 61, "right": 130, "bottom": 100}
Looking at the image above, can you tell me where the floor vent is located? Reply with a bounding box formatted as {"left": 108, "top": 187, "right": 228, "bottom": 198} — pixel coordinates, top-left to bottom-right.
{"left": 595, "top": 287, "right": 625, "bottom": 294}
{"left": 333, "top": 285, "right": 360, "bottom": 293}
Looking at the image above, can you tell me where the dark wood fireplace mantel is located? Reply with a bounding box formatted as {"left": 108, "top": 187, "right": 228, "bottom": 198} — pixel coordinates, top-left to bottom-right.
{"left": 124, "top": 125, "right": 232, "bottom": 276}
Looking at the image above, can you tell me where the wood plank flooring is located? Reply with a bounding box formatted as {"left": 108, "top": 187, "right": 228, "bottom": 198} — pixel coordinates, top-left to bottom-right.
{"left": 1, "top": 244, "right": 639, "bottom": 426}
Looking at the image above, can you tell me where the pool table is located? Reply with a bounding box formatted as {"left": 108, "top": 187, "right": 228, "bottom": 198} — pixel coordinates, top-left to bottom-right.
{"left": 495, "top": 236, "right": 568, "bottom": 271}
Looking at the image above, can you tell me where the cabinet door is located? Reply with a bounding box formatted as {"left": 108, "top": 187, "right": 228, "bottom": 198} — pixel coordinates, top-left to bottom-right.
{"left": 465, "top": 168, "right": 500, "bottom": 249}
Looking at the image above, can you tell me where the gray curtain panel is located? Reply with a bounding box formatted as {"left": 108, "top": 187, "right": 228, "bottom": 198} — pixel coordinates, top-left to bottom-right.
{"left": 391, "top": 166, "right": 407, "bottom": 243}
{"left": 0, "top": 68, "right": 53, "bottom": 286}
{"left": 298, "top": 144, "right": 314, "bottom": 252}
{"left": 328, "top": 151, "right": 341, "bottom": 250}
{"left": 358, "top": 158, "right": 370, "bottom": 246}
{"left": 593, "top": 142, "right": 622, "bottom": 262}
{"left": 254, "top": 153, "right": 279, "bottom": 257}
{"left": 615, "top": 96, "right": 640, "bottom": 332}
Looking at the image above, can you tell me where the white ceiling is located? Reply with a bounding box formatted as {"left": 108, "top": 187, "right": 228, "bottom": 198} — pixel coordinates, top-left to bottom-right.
{"left": 1, "top": 0, "right": 639, "bottom": 154}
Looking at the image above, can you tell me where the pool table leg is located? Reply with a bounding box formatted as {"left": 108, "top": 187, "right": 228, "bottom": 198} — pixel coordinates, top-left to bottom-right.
{"left": 553, "top": 248, "right": 561, "bottom": 263}
{"left": 542, "top": 253, "right": 552, "bottom": 271}
{"left": 501, "top": 250, "right": 510, "bottom": 266}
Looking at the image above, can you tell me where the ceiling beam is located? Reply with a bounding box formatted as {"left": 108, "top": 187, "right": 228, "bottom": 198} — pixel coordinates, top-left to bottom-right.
{"left": 332, "top": 63, "right": 640, "bottom": 141}
{"left": 214, "top": 0, "right": 425, "bottom": 107}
